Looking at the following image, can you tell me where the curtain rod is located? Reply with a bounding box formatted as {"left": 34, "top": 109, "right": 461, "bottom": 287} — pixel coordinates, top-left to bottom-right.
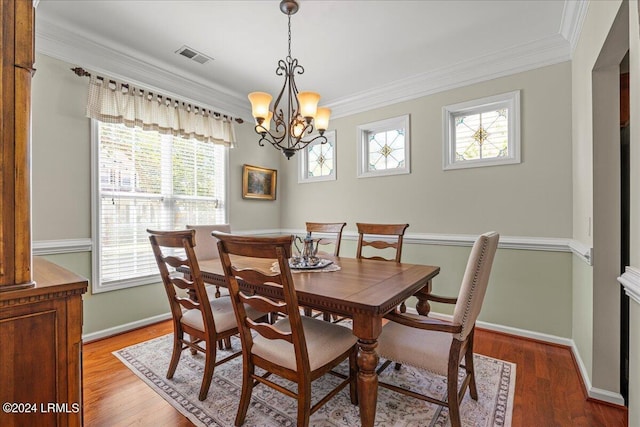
{"left": 70, "top": 67, "right": 244, "bottom": 124}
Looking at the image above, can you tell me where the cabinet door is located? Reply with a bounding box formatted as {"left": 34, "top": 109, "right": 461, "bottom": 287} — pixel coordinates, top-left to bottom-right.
{"left": 0, "top": 298, "right": 82, "bottom": 427}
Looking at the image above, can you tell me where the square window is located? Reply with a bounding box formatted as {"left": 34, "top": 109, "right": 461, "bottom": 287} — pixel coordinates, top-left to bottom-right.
{"left": 443, "top": 90, "right": 520, "bottom": 170}
{"left": 357, "top": 115, "right": 410, "bottom": 178}
{"left": 298, "top": 130, "right": 336, "bottom": 183}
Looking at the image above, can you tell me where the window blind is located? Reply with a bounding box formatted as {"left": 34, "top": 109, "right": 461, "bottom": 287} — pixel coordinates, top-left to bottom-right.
{"left": 96, "top": 121, "right": 226, "bottom": 288}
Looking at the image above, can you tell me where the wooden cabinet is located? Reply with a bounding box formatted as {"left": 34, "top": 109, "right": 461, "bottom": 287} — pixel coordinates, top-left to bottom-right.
{"left": 0, "top": 258, "right": 88, "bottom": 427}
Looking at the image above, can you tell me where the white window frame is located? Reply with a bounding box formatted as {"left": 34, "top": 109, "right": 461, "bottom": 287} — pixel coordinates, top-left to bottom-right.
{"left": 90, "top": 120, "right": 229, "bottom": 293}
{"left": 442, "top": 90, "right": 521, "bottom": 170}
{"left": 298, "top": 130, "right": 337, "bottom": 183}
{"left": 356, "top": 114, "right": 411, "bottom": 178}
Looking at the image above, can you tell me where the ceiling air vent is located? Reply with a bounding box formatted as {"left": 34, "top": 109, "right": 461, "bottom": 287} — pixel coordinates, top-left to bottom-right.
{"left": 175, "top": 45, "right": 213, "bottom": 65}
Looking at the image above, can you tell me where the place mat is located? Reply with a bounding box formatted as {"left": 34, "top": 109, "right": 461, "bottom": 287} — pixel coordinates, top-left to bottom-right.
{"left": 270, "top": 261, "right": 341, "bottom": 274}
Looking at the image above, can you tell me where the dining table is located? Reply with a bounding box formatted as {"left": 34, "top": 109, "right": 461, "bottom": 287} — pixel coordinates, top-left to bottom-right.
{"left": 179, "top": 255, "right": 440, "bottom": 427}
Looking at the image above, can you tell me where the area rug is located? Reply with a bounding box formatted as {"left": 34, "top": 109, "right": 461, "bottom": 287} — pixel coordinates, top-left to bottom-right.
{"left": 114, "top": 334, "right": 515, "bottom": 426}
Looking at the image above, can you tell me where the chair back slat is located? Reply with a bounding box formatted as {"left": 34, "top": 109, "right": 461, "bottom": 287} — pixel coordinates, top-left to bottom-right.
{"left": 239, "top": 293, "right": 288, "bottom": 316}
{"left": 169, "top": 276, "right": 195, "bottom": 291}
{"left": 162, "top": 255, "right": 189, "bottom": 269}
{"left": 452, "top": 231, "right": 499, "bottom": 340}
{"left": 216, "top": 232, "right": 311, "bottom": 373}
{"left": 175, "top": 296, "right": 200, "bottom": 311}
{"left": 356, "top": 223, "right": 409, "bottom": 263}
{"left": 306, "top": 222, "right": 346, "bottom": 256}
{"left": 247, "top": 320, "right": 294, "bottom": 343}
{"left": 362, "top": 240, "right": 399, "bottom": 250}
{"left": 231, "top": 266, "right": 283, "bottom": 287}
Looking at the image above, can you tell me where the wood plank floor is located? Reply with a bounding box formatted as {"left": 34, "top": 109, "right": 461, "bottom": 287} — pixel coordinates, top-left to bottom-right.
{"left": 83, "top": 320, "right": 628, "bottom": 426}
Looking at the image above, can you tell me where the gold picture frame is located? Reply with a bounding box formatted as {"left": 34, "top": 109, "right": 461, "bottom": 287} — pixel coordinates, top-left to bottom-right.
{"left": 242, "top": 164, "right": 277, "bottom": 200}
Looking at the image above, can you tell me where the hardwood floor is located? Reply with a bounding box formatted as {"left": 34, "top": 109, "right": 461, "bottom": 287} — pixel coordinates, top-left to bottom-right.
{"left": 83, "top": 320, "right": 628, "bottom": 426}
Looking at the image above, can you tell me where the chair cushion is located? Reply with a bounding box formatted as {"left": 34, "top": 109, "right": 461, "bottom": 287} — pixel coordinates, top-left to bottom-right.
{"left": 181, "top": 295, "right": 263, "bottom": 334}
{"left": 378, "top": 314, "right": 453, "bottom": 376}
{"left": 252, "top": 316, "right": 357, "bottom": 371}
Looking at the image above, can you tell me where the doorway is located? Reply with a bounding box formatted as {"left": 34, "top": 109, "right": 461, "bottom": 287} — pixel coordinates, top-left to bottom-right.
{"left": 619, "top": 67, "right": 629, "bottom": 405}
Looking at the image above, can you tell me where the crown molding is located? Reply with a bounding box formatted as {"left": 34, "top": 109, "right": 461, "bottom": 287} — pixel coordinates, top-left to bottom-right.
{"left": 618, "top": 266, "right": 640, "bottom": 305}
{"left": 326, "top": 34, "right": 571, "bottom": 119}
{"left": 36, "top": 6, "right": 576, "bottom": 123}
{"left": 35, "top": 18, "right": 253, "bottom": 121}
{"left": 560, "top": 0, "right": 589, "bottom": 55}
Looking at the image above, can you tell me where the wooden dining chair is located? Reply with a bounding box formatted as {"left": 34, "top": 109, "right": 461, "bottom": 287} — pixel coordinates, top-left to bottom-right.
{"left": 147, "top": 229, "right": 266, "bottom": 401}
{"left": 214, "top": 232, "right": 358, "bottom": 427}
{"left": 356, "top": 222, "right": 410, "bottom": 312}
{"left": 376, "top": 232, "right": 499, "bottom": 427}
{"left": 305, "top": 222, "right": 347, "bottom": 256}
{"left": 303, "top": 222, "right": 347, "bottom": 319}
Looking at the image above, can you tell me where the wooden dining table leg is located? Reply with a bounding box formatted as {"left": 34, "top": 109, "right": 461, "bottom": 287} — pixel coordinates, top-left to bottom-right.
{"left": 353, "top": 314, "right": 383, "bottom": 427}
{"left": 357, "top": 338, "right": 379, "bottom": 427}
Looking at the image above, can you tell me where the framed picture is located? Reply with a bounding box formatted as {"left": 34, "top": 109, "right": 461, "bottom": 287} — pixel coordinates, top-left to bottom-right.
{"left": 242, "top": 164, "right": 277, "bottom": 200}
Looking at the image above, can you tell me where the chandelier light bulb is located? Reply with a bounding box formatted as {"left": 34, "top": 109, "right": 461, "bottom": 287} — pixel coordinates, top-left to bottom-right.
{"left": 292, "top": 119, "right": 306, "bottom": 138}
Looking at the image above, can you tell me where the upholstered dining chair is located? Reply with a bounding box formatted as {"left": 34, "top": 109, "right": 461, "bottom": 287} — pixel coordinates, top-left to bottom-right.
{"left": 356, "top": 222, "right": 410, "bottom": 312}
{"left": 186, "top": 224, "right": 231, "bottom": 299}
{"left": 147, "top": 229, "right": 266, "bottom": 401}
{"left": 376, "top": 231, "right": 499, "bottom": 427}
{"left": 214, "top": 232, "right": 358, "bottom": 427}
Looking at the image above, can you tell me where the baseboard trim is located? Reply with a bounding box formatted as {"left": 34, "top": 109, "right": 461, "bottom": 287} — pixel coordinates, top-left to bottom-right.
{"left": 419, "top": 309, "right": 625, "bottom": 407}
{"left": 82, "top": 312, "right": 172, "bottom": 343}
{"left": 423, "top": 309, "right": 574, "bottom": 346}
{"left": 569, "top": 340, "right": 626, "bottom": 406}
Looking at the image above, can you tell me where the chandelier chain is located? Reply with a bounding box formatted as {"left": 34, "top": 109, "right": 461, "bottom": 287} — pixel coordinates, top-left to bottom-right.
{"left": 287, "top": 14, "right": 292, "bottom": 60}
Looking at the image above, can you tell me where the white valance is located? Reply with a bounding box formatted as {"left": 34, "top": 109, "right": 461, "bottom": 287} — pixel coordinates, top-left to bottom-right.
{"left": 86, "top": 76, "right": 236, "bottom": 147}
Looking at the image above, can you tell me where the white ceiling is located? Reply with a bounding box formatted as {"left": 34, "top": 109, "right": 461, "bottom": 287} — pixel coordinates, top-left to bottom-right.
{"left": 35, "top": 0, "right": 586, "bottom": 121}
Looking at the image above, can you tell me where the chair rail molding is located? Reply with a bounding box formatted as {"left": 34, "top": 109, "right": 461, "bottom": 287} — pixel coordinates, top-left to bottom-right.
{"left": 283, "top": 229, "right": 583, "bottom": 255}
{"left": 33, "top": 232, "right": 591, "bottom": 261}
{"left": 568, "top": 239, "right": 593, "bottom": 265}
{"left": 33, "top": 238, "right": 93, "bottom": 255}
{"left": 618, "top": 266, "right": 640, "bottom": 304}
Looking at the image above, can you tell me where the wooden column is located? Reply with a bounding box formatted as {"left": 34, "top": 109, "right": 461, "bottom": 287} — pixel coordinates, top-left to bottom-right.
{"left": 1, "top": 2, "right": 88, "bottom": 425}
{"left": 0, "top": 0, "right": 35, "bottom": 291}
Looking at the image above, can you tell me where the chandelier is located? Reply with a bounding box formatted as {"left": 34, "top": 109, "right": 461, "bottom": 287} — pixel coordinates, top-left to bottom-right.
{"left": 248, "top": 0, "right": 331, "bottom": 159}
